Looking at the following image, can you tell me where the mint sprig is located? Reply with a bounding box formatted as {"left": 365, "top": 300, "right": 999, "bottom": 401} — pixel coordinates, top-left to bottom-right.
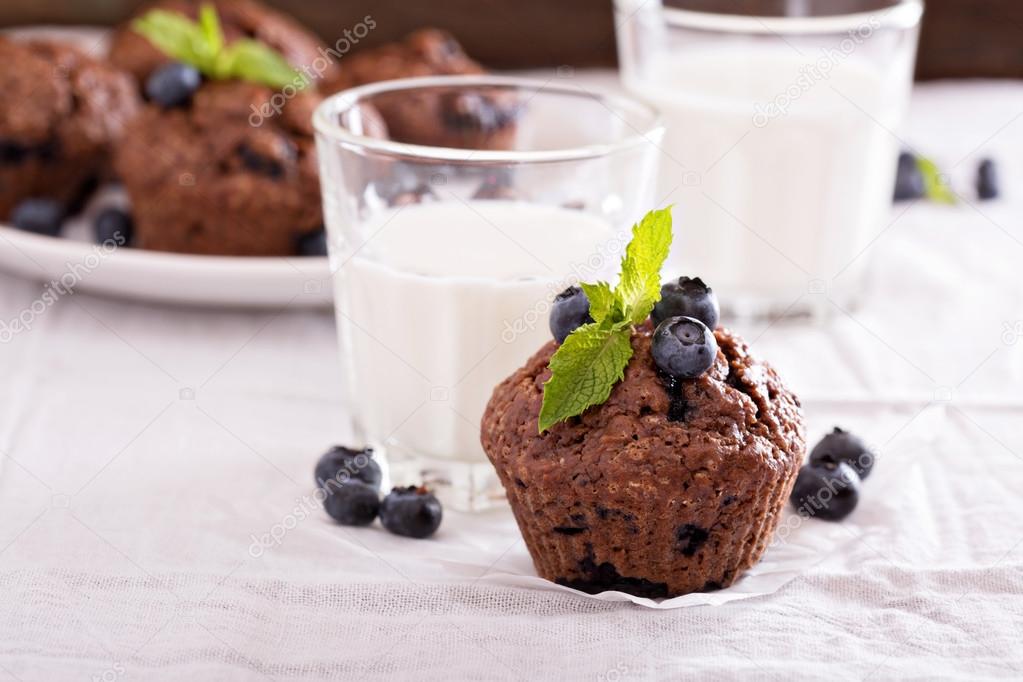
{"left": 133, "top": 4, "right": 299, "bottom": 89}
{"left": 538, "top": 207, "right": 673, "bottom": 432}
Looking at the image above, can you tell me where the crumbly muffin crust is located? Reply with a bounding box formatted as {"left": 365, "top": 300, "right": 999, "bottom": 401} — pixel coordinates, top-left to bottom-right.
{"left": 113, "top": 81, "right": 322, "bottom": 255}
{"left": 0, "top": 38, "right": 139, "bottom": 219}
{"left": 481, "top": 326, "right": 805, "bottom": 597}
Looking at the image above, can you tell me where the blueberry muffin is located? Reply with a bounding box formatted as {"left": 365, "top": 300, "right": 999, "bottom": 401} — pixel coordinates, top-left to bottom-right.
{"left": 114, "top": 81, "right": 323, "bottom": 255}
{"left": 481, "top": 326, "right": 805, "bottom": 598}
{"left": 327, "top": 29, "right": 519, "bottom": 150}
{"left": 0, "top": 38, "right": 139, "bottom": 221}
{"left": 108, "top": 0, "right": 339, "bottom": 86}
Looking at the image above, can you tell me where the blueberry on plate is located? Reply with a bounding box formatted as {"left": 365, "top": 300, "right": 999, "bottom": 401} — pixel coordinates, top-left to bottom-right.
{"left": 790, "top": 461, "right": 860, "bottom": 521}
{"left": 550, "top": 286, "right": 593, "bottom": 343}
{"left": 145, "top": 62, "right": 201, "bottom": 108}
{"left": 94, "top": 207, "right": 133, "bottom": 245}
{"left": 893, "top": 151, "right": 924, "bottom": 201}
{"left": 315, "top": 445, "right": 382, "bottom": 491}
{"left": 296, "top": 229, "right": 327, "bottom": 256}
{"left": 380, "top": 486, "right": 443, "bottom": 539}
{"left": 809, "top": 427, "right": 875, "bottom": 480}
{"left": 323, "top": 481, "right": 380, "bottom": 526}
{"left": 651, "top": 276, "right": 720, "bottom": 330}
{"left": 977, "top": 158, "right": 999, "bottom": 200}
{"left": 651, "top": 316, "right": 718, "bottom": 379}
{"left": 10, "top": 198, "right": 64, "bottom": 236}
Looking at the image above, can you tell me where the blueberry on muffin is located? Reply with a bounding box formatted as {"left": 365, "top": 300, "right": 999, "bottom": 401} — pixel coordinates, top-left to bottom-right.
{"left": 327, "top": 29, "right": 520, "bottom": 150}
{"left": 480, "top": 209, "right": 805, "bottom": 598}
{"left": 0, "top": 38, "right": 139, "bottom": 222}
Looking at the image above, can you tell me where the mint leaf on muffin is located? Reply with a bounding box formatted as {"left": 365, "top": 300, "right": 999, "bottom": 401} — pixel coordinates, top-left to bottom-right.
{"left": 133, "top": 4, "right": 299, "bottom": 88}
{"left": 538, "top": 207, "right": 673, "bottom": 432}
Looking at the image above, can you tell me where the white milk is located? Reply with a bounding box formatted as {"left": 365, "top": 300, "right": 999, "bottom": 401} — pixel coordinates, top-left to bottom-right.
{"left": 625, "top": 45, "right": 910, "bottom": 312}
{"left": 333, "top": 200, "right": 615, "bottom": 494}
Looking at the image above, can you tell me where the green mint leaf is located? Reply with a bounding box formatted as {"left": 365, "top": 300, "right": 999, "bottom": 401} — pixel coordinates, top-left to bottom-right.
{"left": 917, "top": 157, "right": 956, "bottom": 205}
{"left": 198, "top": 3, "right": 224, "bottom": 57}
{"left": 132, "top": 10, "right": 211, "bottom": 69}
{"left": 219, "top": 39, "right": 299, "bottom": 89}
{"left": 538, "top": 323, "right": 633, "bottom": 433}
{"left": 132, "top": 6, "right": 298, "bottom": 89}
{"left": 616, "top": 207, "right": 673, "bottom": 324}
{"left": 579, "top": 281, "right": 616, "bottom": 324}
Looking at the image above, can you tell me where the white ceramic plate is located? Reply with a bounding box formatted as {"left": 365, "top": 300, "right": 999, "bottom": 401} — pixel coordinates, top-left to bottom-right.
{"left": 0, "top": 219, "right": 332, "bottom": 309}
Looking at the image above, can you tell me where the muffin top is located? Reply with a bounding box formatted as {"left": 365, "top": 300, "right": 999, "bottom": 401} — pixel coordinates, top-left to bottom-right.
{"left": 0, "top": 38, "right": 139, "bottom": 152}
{"left": 115, "top": 79, "right": 319, "bottom": 190}
{"left": 108, "top": 0, "right": 338, "bottom": 85}
{"left": 326, "top": 28, "right": 484, "bottom": 91}
{"left": 482, "top": 325, "right": 804, "bottom": 513}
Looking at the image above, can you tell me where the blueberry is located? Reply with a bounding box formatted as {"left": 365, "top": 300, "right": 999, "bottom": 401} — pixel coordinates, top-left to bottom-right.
{"left": 296, "top": 229, "right": 327, "bottom": 256}
{"left": 893, "top": 151, "right": 924, "bottom": 201}
{"left": 651, "top": 276, "right": 720, "bottom": 329}
{"left": 549, "top": 286, "right": 593, "bottom": 343}
{"left": 380, "top": 486, "right": 443, "bottom": 539}
{"left": 145, "top": 63, "right": 201, "bottom": 108}
{"left": 651, "top": 316, "right": 717, "bottom": 379}
{"left": 94, "top": 208, "right": 133, "bottom": 245}
{"left": 323, "top": 481, "right": 380, "bottom": 526}
{"left": 809, "top": 427, "right": 875, "bottom": 480}
{"left": 977, "top": 158, "right": 999, "bottom": 200}
{"left": 790, "top": 461, "right": 861, "bottom": 521}
{"left": 315, "top": 445, "right": 382, "bottom": 492}
{"left": 10, "top": 198, "right": 64, "bottom": 236}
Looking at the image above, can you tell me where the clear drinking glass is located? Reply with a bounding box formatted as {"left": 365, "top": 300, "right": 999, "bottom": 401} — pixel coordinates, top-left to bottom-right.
{"left": 314, "top": 76, "right": 662, "bottom": 511}
{"left": 615, "top": 0, "right": 923, "bottom": 317}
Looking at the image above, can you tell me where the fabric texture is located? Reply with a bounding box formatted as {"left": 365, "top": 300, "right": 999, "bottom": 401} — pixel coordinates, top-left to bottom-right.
{"left": 0, "top": 76, "right": 1022, "bottom": 680}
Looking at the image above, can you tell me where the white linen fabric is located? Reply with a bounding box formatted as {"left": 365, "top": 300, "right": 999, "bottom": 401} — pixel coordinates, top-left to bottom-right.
{"left": 1, "top": 79, "right": 1022, "bottom": 681}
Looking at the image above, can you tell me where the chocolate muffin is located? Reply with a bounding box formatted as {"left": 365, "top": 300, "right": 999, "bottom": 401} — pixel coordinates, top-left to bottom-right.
{"left": 327, "top": 29, "right": 519, "bottom": 150}
{"left": 481, "top": 326, "right": 805, "bottom": 598}
{"left": 108, "top": 0, "right": 339, "bottom": 86}
{"left": 114, "top": 81, "right": 323, "bottom": 255}
{"left": 0, "top": 38, "right": 139, "bottom": 220}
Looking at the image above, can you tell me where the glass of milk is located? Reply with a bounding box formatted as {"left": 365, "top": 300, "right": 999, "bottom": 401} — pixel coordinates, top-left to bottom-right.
{"left": 313, "top": 76, "right": 662, "bottom": 511}
{"left": 616, "top": 0, "right": 922, "bottom": 317}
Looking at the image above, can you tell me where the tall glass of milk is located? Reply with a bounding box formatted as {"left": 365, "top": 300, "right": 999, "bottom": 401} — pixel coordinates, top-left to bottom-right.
{"left": 616, "top": 0, "right": 922, "bottom": 317}
{"left": 314, "top": 76, "right": 662, "bottom": 510}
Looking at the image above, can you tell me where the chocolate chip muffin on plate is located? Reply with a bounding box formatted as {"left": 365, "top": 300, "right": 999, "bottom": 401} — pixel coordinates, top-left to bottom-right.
{"left": 114, "top": 80, "right": 324, "bottom": 255}
{"left": 0, "top": 38, "right": 139, "bottom": 221}
{"left": 109, "top": 2, "right": 336, "bottom": 255}
{"left": 327, "top": 29, "right": 520, "bottom": 150}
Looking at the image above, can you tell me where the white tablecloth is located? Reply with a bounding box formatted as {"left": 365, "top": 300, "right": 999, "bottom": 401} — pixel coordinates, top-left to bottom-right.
{"left": 1, "top": 78, "right": 1022, "bottom": 681}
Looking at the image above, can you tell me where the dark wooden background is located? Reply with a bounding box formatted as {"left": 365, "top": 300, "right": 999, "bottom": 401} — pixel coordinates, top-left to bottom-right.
{"left": 1, "top": 0, "right": 1020, "bottom": 79}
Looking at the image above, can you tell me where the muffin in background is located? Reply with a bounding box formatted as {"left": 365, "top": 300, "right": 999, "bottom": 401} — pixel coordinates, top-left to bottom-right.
{"left": 327, "top": 29, "right": 520, "bottom": 150}
{"left": 481, "top": 326, "right": 805, "bottom": 598}
{"left": 108, "top": 0, "right": 339, "bottom": 86}
{"left": 0, "top": 38, "right": 139, "bottom": 221}
{"left": 114, "top": 81, "right": 324, "bottom": 256}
